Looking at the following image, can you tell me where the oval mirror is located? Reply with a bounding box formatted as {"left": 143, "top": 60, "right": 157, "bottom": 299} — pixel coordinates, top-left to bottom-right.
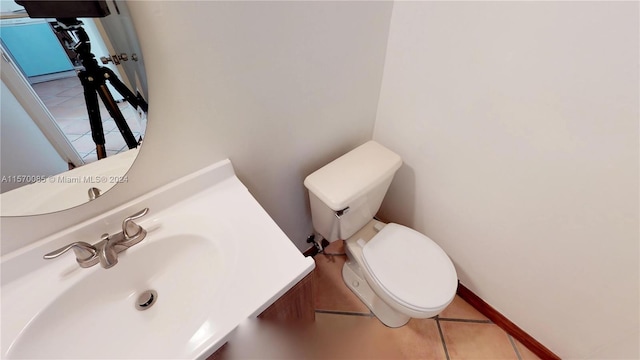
{"left": 0, "top": 0, "right": 148, "bottom": 216}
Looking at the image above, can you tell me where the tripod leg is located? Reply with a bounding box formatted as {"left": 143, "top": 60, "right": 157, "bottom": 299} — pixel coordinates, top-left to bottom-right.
{"left": 103, "top": 68, "right": 148, "bottom": 112}
{"left": 80, "top": 74, "right": 107, "bottom": 160}
{"left": 96, "top": 83, "right": 138, "bottom": 149}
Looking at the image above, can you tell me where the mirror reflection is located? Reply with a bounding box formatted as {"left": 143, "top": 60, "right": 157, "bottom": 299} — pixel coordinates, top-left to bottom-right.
{"left": 0, "top": 0, "right": 148, "bottom": 216}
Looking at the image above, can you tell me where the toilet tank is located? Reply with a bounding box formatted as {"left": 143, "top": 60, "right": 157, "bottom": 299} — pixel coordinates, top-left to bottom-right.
{"left": 304, "top": 141, "right": 402, "bottom": 242}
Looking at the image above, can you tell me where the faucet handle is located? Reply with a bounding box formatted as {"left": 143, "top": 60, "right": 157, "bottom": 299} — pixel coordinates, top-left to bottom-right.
{"left": 122, "top": 207, "right": 149, "bottom": 240}
{"left": 44, "top": 242, "right": 99, "bottom": 268}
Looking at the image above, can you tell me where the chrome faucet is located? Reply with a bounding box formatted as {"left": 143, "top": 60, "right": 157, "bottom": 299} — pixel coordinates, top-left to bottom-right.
{"left": 43, "top": 208, "right": 149, "bottom": 269}
{"left": 88, "top": 187, "right": 101, "bottom": 200}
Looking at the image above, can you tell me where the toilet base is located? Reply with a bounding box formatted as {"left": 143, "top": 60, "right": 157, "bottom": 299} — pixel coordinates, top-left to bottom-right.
{"left": 342, "top": 258, "right": 410, "bottom": 328}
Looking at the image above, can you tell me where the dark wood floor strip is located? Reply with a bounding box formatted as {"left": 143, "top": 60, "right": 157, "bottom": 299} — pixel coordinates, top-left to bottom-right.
{"left": 457, "top": 283, "right": 561, "bottom": 360}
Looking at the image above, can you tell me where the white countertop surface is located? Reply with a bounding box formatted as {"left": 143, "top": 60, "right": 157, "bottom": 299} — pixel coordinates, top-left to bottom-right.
{"left": 1, "top": 158, "right": 315, "bottom": 359}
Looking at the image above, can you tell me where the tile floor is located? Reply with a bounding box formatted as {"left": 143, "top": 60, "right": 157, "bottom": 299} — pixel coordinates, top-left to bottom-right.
{"left": 31, "top": 76, "right": 142, "bottom": 164}
{"left": 312, "top": 240, "right": 542, "bottom": 360}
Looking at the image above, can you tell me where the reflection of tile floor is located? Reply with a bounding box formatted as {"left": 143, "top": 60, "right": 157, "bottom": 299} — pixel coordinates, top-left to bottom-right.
{"left": 312, "top": 240, "right": 542, "bottom": 360}
{"left": 32, "top": 76, "right": 142, "bottom": 164}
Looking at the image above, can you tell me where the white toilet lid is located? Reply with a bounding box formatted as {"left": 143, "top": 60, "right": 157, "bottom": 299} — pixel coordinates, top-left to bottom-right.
{"left": 362, "top": 223, "right": 458, "bottom": 312}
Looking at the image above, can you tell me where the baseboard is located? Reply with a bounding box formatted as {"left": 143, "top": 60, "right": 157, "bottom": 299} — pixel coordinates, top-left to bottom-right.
{"left": 457, "top": 283, "right": 561, "bottom": 360}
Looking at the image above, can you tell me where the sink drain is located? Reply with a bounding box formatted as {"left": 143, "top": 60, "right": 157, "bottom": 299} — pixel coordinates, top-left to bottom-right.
{"left": 135, "top": 290, "right": 158, "bottom": 310}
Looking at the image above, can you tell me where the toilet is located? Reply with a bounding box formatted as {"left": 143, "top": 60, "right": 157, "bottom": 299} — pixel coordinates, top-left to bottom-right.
{"left": 304, "top": 141, "right": 458, "bottom": 327}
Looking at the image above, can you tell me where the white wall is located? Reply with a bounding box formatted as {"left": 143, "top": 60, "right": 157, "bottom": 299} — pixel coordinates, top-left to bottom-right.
{"left": 0, "top": 80, "right": 68, "bottom": 193}
{"left": 127, "top": 1, "right": 392, "bottom": 251}
{"left": 374, "top": 2, "right": 639, "bottom": 358}
{"left": 1, "top": 1, "right": 392, "bottom": 253}
{"left": 3, "top": 2, "right": 637, "bottom": 357}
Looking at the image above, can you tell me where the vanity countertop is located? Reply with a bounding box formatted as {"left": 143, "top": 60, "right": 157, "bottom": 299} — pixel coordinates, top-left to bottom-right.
{"left": 1, "top": 158, "right": 315, "bottom": 359}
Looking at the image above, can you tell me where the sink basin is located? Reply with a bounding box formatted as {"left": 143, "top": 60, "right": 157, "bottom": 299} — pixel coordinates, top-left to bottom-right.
{"left": 8, "top": 235, "right": 224, "bottom": 359}
{"left": 1, "top": 159, "right": 314, "bottom": 359}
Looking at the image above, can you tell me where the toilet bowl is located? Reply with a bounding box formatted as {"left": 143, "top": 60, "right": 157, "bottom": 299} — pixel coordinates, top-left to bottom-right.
{"left": 304, "top": 140, "right": 458, "bottom": 327}
{"left": 341, "top": 220, "right": 457, "bottom": 327}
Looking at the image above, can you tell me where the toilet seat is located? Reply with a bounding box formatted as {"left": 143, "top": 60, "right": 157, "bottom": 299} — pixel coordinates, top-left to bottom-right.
{"left": 362, "top": 223, "right": 457, "bottom": 313}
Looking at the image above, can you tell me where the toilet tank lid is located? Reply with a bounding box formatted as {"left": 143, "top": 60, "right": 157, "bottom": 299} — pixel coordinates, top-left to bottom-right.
{"left": 304, "top": 141, "right": 402, "bottom": 211}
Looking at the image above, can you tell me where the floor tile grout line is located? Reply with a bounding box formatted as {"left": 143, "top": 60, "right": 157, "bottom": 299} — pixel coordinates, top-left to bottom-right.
{"left": 435, "top": 318, "right": 451, "bottom": 360}
{"left": 315, "top": 309, "right": 374, "bottom": 317}
{"left": 437, "top": 317, "right": 493, "bottom": 324}
{"left": 508, "top": 334, "right": 523, "bottom": 360}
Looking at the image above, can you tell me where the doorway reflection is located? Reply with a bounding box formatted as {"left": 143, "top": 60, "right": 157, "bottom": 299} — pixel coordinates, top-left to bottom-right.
{"left": 32, "top": 75, "right": 142, "bottom": 164}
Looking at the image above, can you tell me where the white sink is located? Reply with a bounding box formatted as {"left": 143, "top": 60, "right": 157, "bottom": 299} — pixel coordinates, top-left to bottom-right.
{"left": 1, "top": 159, "right": 314, "bottom": 359}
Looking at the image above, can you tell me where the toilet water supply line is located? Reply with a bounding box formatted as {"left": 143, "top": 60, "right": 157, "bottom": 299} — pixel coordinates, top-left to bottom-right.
{"left": 306, "top": 234, "right": 346, "bottom": 257}
{"left": 307, "top": 215, "right": 386, "bottom": 257}
{"left": 306, "top": 207, "right": 352, "bottom": 256}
